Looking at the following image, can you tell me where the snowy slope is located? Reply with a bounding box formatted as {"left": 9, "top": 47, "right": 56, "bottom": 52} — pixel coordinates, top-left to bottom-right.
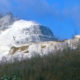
{"left": 0, "top": 17, "right": 80, "bottom": 61}
{"left": 8, "top": 35, "right": 80, "bottom": 60}
{"left": 0, "top": 19, "right": 57, "bottom": 61}
{"left": 0, "top": 34, "right": 80, "bottom": 61}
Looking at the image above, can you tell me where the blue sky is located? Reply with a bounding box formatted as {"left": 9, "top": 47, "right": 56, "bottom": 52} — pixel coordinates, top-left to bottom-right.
{"left": 0, "top": 0, "right": 80, "bottom": 40}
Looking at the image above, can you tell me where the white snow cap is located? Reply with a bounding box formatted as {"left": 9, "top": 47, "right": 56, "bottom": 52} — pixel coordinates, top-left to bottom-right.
{"left": 11, "top": 20, "right": 39, "bottom": 29}
{"left": 0, "top": 19, "right": 55, "bottom": 47}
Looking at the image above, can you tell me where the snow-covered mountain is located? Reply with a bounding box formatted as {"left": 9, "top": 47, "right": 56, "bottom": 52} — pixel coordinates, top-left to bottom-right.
{"left": 0, "top": 20, "right": 56, "bottom": 47}
{"left": 0, "top": 15, "right": 57, "bottom": 61}
{"left": 0, "top": 13, "right": 80, "bottom": 61}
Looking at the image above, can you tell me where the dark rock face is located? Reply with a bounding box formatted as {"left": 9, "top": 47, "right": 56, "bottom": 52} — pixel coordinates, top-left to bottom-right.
{"left": 19, "top": 25, "right": 55, "bottom": 43}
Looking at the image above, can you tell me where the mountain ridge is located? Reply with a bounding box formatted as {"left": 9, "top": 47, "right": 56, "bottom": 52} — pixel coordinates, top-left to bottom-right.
{"left": 0, "top": 13, "right": 80, "bottom": 61}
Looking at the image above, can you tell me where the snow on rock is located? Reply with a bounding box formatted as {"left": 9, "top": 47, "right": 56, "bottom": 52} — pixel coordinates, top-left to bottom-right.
{"left": 0, "top": 19, "right": 57, "bottom": 61}
{"left": 0, "top": 16, "right": 80, "bottom": 61}
{"left": 0, "top": 34, "right": 80, "bottom": 61}
{"left": 8, "top": 36, "right": 80, "bottom": 61}
{"left": 0, "top": 20, "right": 56, "bottom": 47}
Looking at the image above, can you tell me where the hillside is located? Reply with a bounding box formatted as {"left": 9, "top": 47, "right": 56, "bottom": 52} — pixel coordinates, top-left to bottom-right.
{"left": 0, "top": 46, "right": 80, "bottom": 80}
{"left": 0, "top": 13, "right": 80, "bottom": 80}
